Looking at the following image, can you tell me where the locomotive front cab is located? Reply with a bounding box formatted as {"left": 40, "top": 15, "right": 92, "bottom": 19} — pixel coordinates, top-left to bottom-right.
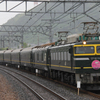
{"left": 73, "top": 41, "right": 100, "bottom": 90}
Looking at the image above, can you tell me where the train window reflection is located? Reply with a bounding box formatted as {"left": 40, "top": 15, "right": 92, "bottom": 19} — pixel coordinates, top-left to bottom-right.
{"left": 64, "top": 52, "right": 66, "bottom": 60}
{"left": 37, "top": 53, "right": 39, "bottom": 61}
{"left": 75, "top": 46, "right": 94, "bottom": 54}
{"left": 97, "top": 46, "right": 100, "bottom": 53}
{"left": 59, "top": 52, "right": 60, "bottom": 60}
{"left": 44, "top": 53, "right": 46, "bottom": 61}
{"left": 41, "top": 53, "right": 44, "bottom": 61}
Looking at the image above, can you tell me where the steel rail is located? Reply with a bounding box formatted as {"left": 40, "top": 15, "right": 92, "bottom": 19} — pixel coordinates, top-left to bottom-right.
{"left": 54, "top": 81, "right": 100, "bottom": 99}
{"left": 1, "top": 65, "right": 100, "bottom": 99}
{"left": 0, "top": 66, "right": 66, "bottom": 100}
{"left": 0, "top": 68, "right": 44, "bottom": 100}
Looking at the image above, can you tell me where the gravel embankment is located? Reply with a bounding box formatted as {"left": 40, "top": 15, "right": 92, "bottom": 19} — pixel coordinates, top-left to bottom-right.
{"left": 0, "top": 66, "right": 100, "bottom": 100}
{"left": 18, "top": 70, "right": 99, "bottom": 100}
{"left": 27, "top": 75, "right": 99, "bottom": 100}
{"left": 0, "top": 70, "right": 38, "bottom": 100}
{"left": 0, "top": 74, "right": 19, "bottom": 100}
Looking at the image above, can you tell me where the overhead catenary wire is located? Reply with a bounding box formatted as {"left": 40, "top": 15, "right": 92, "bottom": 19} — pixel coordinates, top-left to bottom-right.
{"left": 51, "top": 3, "right": 100, "bottom": 31}
{"left": 16, "top": 2, "right": 100, "bottom": 44}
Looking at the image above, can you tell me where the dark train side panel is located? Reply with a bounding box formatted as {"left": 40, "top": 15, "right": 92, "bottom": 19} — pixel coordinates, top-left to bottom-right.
{"left": 32, "top": 47, "right": 49, "bottom": 71}
{"left": 20, "top": 48, "right": 32, "bottom": 67}
{"left": 50, "top": 45, "right": 75, "bottom": 73}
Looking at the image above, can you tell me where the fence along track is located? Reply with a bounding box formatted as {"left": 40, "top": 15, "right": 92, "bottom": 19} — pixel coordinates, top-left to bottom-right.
{"left": 0, "top": 66, "right": 66, "bottom": 100}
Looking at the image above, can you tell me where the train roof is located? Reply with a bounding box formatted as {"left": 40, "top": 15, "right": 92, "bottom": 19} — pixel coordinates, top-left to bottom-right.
{"left": 34, "top": 42, "right": 55, "bottom": 48}
{"left": 33, "top": 46, "right": 50, "bottom": 52}
{"left": 4, "top": 49, "right": 13, "bottom": 53}
{"left": 74, "top": 40, "right": 100, "bottom": 45}
{"left": 67, "top": 34, "right": 82, "bottom": 38}
{"left": 21, "top": 47, "right": 34, "bottom": 52}
{"left": 50, "top": 43, "right": 75, "bottom": 49}
{"left": 0, "top": 50, "right": 6, "bottom": 53}
{"left": 32, "top": 42, "right": 55, "bottom": 51}
{"left": 50, "top": 40, "right": 100, "bottom": 49}
{"left": 12, "top": 48, "right": 23, "bottom": 53}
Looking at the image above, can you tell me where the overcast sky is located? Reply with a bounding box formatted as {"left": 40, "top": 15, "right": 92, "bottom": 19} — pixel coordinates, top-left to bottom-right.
{"left": 0, "top": 1, "right": 39, "bottom": 25}
{"left": 0, "top": 13, "right": 18, "bottom": 25}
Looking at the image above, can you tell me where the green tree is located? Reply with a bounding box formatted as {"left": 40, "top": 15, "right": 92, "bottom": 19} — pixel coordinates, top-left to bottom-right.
{"left": 23, "top": 42, "right": 28, "bottom": 48}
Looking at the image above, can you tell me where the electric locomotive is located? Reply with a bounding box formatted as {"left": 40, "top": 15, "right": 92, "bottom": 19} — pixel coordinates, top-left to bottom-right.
{"left": 73, "top": 40, "right": 100, "bottom": 90}
{"left": 49, "top": 33, "right": 100, "bottom": 90}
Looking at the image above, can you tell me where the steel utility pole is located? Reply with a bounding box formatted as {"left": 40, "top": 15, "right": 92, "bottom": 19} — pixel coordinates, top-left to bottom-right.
{"left": 42, "top": 12, "right": 60, "bottom": 43}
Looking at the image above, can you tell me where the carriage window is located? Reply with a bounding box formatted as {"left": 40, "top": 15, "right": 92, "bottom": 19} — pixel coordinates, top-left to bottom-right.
{"left": 51, "top": 53, "right": 53, "bottom": 60}
{"left": 97, "top": 46, "right": 100, "bottom": 53}
{"left": 37, "top": 53, "right": 39, "bottom": 61}
{"left": 57, "top": 52, "right": 59, "bottom": 60}
{"left": 58, "top": 52, "right": 59, "bottom": 60}
{"left": 44, "top": 53, "right": 46, "bottom": 61}
{"left": 61, "top": 52, "right": 63, "bottom": 60}
{"left": 59, "top": 52, "right": 60, "bottom": 60}
{"left": 41, "top": 53, "right": 43, "bottom": 61}
{"left": 64, "top": 52, "right": 67, "bottom": 60}
{"left": 75, "top": 46, "right": 94, "bottom": 54}
{"left": 52, "top": 53, "right": 54, "bottom": 60}
{"left": 55, "top": 53, "right": 56, "bottom": 60}
{"left": 53, "top": 53, "right": 54, "bottom": 60}
{"left": 67, "top": 52, "right": 70, "bottom": 61}
{"left": 56, "top": 52, "right": 57, "bottom": 60}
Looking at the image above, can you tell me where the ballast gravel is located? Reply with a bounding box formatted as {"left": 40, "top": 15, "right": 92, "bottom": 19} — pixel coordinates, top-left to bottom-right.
{"left": 0, "top": 70, "right": 38, "bottom": 100}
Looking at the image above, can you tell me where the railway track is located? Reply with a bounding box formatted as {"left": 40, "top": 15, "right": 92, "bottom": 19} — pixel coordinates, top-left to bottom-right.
{"left": 32, "top": 69, "right": 100, "bottom": 99}
{"left": 0, "top": 66, "right": 66, "bottom": 100}
{"left": 56, "top": 80, "right": 100, "bottom": 99}
{"left": 1, "top": 65, "right": 100, "bottom": 99}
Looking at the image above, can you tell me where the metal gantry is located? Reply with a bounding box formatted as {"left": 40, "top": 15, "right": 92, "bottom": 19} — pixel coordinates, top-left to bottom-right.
{"left": 0, "top": 24, "right": 55, "bottom": 47}
{"left": 0, "top": 25, "right": 35, "bottom": 33}
{"left": 0, "top": 34, "right": 23, "bottom": 48}
{"left": 0, "top": 0, "right": 99, "bottom": 14}
{"left": 0, "top": 0, "right": 100, "bottom": 48}
{"left": 0, "top": 25, "right": 53, "bottom": 35}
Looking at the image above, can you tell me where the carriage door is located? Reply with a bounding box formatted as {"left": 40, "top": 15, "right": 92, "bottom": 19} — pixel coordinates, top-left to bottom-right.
{"left": 47, "top": 49, "right": 51, "bottom": 68}
{"left": 69, "top": 47, "right": 74, "bottom": 70}
{"left": 32, "top": 52, "right": 35, "bottom": 67}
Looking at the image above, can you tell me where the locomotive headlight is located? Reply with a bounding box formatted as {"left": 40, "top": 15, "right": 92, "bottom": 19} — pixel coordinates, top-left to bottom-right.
{"left": 81, "top": 74, "right": 84, "bottom": 77}
{"left": 80, "top": 74, "right": 84, "bottom": 78}
{"left": 83, "top": 41, "right": 86, "bottom": 45}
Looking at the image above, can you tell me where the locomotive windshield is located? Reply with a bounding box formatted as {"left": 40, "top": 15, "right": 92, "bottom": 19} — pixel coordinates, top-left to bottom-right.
{"left": 97, "top": 46, "right": 100, "bottom": 53}
{"left": 75, "top": 46, "right": 94, "bottom": 54}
